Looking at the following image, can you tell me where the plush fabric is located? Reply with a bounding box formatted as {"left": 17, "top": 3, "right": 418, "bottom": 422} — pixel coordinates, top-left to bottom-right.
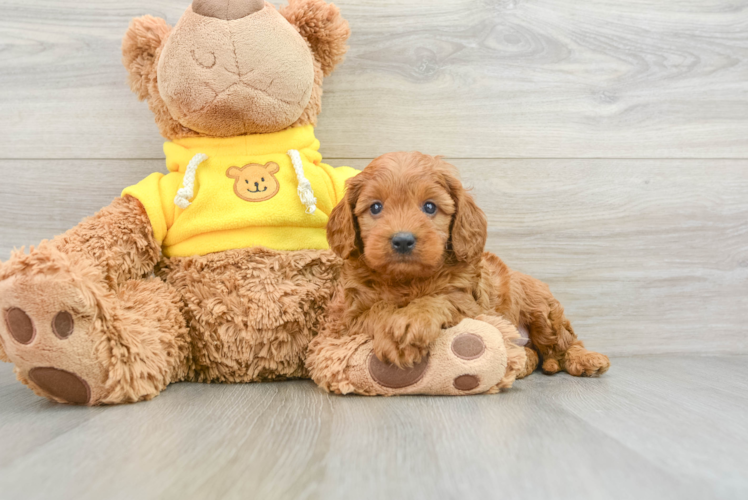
{"left": 159, "top": 247, "right": 341, "bottom": 383}
{"left": 122, "top": 125, "right": 357, "bottom": 256}
{"left": 192, "top": 0, "right": 265, "bottom": 20}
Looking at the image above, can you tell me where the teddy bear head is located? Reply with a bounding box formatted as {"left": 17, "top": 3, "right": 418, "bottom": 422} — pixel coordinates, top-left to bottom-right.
{"left": 122, "top": 0, "right": 350, "bottom": 139}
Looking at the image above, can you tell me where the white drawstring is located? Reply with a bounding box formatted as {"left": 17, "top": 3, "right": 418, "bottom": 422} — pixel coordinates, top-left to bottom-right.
{"left": 287, "top": 149, "right": 317, "bottom": 214}
{"left": 174, "top": 153, "right": 208, "bottom": 209}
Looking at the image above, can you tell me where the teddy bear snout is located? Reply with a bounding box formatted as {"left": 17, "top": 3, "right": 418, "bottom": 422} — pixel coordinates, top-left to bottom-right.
{"left": 192, "top": 0, "right": 264, "bottom": 21}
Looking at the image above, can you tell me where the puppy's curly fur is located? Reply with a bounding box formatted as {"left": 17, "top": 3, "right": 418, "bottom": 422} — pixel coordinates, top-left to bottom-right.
{"left": 326, "top": 152, "right": 610, "bottom": 377}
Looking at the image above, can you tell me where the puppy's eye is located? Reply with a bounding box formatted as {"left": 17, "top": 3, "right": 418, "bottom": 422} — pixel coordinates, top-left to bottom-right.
{"left": 422, "top": 202, "right": 437, "bottom": 215}
{"left": 261, "top": 177, "right": 265, "bottom": 182}
{"left": 370, "top": 202, "right": 383, "bottom": 215}
{"left": 245, "top": 180, "right": 249, "bottom": 184}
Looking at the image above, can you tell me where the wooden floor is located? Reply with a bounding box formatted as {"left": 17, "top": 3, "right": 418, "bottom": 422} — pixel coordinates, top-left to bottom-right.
{"left": 1, "top": 1, "right": 747, "bottom": 498}
{"left": 0, "top": 356, "right": 746, "bottom": 500}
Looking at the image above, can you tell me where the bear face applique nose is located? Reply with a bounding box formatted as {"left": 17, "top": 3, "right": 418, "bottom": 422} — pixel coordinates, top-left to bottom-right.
{"left": 192, "top": 0, "right": 264, "bottom": 20}
{"left": 391, "top": 232, "right": 417, "bottom": 255}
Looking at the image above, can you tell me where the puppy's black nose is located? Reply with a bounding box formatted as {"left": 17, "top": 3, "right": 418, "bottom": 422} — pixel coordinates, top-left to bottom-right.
{"left": 391, "top": 232, "right": 416, "bottom": 254}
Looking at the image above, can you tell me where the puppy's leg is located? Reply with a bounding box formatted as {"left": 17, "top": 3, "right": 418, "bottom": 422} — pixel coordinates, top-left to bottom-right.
{"left": 483, "top": 254, "right": 609, "bottom": 377}
{"left": 489, "top": 270, "right": 610, "bottom": 377}
{"left": 516, "top": 273, "right": 610, "bottom": 377}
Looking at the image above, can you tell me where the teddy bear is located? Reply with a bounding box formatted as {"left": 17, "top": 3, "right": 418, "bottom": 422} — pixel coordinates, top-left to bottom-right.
{"left": 0, "top": 0, "right": 358, "bottom": 405}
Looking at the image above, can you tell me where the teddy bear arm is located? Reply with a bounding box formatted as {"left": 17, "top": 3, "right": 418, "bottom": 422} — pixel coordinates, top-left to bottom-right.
{"left": 50, "top": 195, "right": 161, "bottom": 287}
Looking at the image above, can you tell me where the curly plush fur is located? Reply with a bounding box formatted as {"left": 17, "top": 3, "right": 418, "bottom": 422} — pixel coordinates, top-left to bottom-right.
{"left": 158, "top": 246, "right": 341, "bottom": 383}
{"left": 320, "top": 152, "right": 610, "bottom": 377}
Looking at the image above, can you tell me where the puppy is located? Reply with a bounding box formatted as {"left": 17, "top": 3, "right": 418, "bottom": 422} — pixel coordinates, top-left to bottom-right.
{"left": 327, "top": 153, "right": 610, "bottom": 377}
{"left": 325, "top": 152, "right": 610, "bottom": 377}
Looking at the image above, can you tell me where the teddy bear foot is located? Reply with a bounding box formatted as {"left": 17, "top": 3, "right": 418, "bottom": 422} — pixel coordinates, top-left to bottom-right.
{"left": 0, "top": 271, "right": 110, "bottom": 405}
{"left": 330, "top": 317, "right": 526, "bottom": 396}
{"left": 0, "top": 247, "right": 190, "bottom": 405}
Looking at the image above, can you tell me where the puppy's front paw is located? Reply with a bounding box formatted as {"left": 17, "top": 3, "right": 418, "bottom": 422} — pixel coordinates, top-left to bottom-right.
{"left": 372, "top": 331, "right": 429, "bottom": 368}
{"left": 373, "top": 314, "right": 439, "bottom": 367}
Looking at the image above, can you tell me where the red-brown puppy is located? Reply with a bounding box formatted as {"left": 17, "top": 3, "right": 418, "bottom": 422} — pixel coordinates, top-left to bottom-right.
{"left": 327, "top": 152, "right": 610, "bottom": 377}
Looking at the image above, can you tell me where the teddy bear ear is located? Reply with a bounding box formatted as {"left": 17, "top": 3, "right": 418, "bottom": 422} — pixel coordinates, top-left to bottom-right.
{"left": 280, "top": 0, "right": 350, "bottom": 77}
{"left": 265, "top": 162, "right": 281, "bottom": 174}
{"left": 122, "top": 15, "right": 172, "bottom": 100}
{"left": 226, "top": 166, "right": 242, "bottom": 179}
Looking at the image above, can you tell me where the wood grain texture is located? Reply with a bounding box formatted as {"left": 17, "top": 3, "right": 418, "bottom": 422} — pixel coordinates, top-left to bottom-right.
{"left": 1, "top": 2, "right": 747, "bottom": 499}
{"left": 2, "top": 158, "right": 746, "bottom": 356}
{"left": 0, "top": 0, "right": 747, "bottom": 158}
{"left": 0, "top": 356, "right": 746, "bottom": 500}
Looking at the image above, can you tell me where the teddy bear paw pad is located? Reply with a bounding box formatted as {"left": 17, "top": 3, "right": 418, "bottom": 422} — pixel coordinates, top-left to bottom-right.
{"left": 0, "top": 276, "right": 107, "bottom": 405}
{"left": 28, "top": 367, "right": 91, "bottom": 405}
{"left": 368, "top": 353, "right": 429, "bottom": 389}
{"left": 451, "top": 333, "right": 485, "bottom": 360}
{"left": 4, "top": 307, "right": 36, "bottom": 344}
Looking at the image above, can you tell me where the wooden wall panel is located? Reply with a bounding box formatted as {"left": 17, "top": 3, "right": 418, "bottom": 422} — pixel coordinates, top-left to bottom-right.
{"left": 0, "top": 1, "right": 746, "bottom": 158}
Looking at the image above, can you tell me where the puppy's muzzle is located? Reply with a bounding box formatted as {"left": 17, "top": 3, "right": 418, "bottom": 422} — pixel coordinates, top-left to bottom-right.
{"left": 391, "top": 232, "right": 416, "bottom": 255}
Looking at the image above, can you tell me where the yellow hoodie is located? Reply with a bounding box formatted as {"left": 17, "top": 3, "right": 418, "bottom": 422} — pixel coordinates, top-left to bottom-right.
{"left": 122, "top": 125, "right": 358, "bottom": 258}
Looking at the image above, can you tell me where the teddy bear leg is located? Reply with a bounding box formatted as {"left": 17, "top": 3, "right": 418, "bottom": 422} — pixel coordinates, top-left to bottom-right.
{"left": 308, "top": 317, "right": 526, "bottom": 396}
{"left": 158, "top": 247, "right": 340, "bottom": 384}
{"left": 0, "top": 197, "right": 190, "bottom": 405}
{"left": 0, "top": 254, "right": 190, "bottom": 405}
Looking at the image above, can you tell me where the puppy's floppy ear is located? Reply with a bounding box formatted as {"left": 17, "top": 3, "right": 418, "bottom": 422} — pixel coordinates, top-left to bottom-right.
{"left": 441, "top": 161, "right": 488, "bottom": 263}
{"left": 327, "top": 175, "right": 364, "bottom": 259}
{"left": 122, "top": 15, "right": 172, "bottom": 100}
{"left": 280, "top": 0, "right": 350, "bottom": 76}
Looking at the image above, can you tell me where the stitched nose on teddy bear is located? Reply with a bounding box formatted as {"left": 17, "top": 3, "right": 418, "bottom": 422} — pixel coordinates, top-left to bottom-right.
{"left": 192, "top": 0, "right": 264, "bottom": 20}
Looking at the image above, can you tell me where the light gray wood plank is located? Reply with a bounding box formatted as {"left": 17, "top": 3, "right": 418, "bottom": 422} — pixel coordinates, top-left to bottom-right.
{"left": 2, "top": 158, "right": 746, "bottom": 356}
{"left": 0, "top": 1, "right": 747, "bottom": 159}
{"left": 463, "top": 158, "right": 748, "bottom": 356}
{"left": 0, "top": 357, "right": 746, "bottom": 500}
{"left": 543, "top": 356, "right": 748, "bottom": 498}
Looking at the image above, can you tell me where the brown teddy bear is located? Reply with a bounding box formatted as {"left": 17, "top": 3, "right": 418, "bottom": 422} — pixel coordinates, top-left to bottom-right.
{"left": 0, "top": 0, "right": 358, "bottom": 405}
